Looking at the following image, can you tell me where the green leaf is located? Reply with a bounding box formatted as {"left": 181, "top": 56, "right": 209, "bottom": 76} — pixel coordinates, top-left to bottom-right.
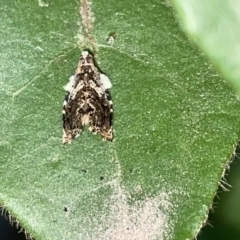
{"left": 0, "top": 0, "right": 239, "bottom": 239}
{"left": 171, "top": 0, "right": 240, "bottom": 92}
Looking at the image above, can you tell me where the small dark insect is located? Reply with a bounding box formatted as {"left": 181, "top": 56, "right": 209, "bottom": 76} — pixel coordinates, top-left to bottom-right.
{"left": 62, "top": 51, "right": 113, "bottom": 144}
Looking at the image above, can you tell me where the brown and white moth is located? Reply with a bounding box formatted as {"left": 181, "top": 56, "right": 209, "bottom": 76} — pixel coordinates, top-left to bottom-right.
{"left": 62, "top": 51, "right": 113, "bottom": 144}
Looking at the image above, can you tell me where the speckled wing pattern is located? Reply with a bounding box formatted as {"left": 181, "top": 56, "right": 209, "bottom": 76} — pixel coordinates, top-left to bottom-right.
{"left": 62, "top": 51, "right": 113, "bottom": 144}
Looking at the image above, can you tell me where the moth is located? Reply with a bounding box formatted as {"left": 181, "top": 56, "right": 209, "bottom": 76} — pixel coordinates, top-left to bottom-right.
{"left": 62, "top": 51, "right": 113, "bottom": 144}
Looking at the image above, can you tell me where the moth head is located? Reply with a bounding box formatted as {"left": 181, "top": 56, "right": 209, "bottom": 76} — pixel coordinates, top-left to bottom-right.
{"left": 81, "top": 51, "right": 89, "bottom": 58}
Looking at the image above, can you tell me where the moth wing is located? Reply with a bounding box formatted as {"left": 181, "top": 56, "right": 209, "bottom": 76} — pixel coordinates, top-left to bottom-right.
{"left": 63, "top": 75, "right": 75, "bottom": 92}
{"left": 62, "top": 94, "right": 84, "bottom": 144}
{"left": 99, "top": 73, "right": 112, "bottom": 90}
{"left": 88, "top": 89, "right": 113, "bottom": 140}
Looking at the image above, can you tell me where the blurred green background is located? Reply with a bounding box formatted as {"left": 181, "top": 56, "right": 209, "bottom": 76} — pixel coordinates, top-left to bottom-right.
{"left": 198, "top": 144, "right": 240, "bottom": 240}
{"left": 1, "top": 145, "right": 240, "bottom": 239}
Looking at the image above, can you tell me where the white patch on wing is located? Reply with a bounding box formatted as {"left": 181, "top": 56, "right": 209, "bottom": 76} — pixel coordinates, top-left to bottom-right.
{"left": 64, "top": 75, "right": 75, "bottom": 93}
{"left": 100, "top": 73, "right": 112, "bottom": 90}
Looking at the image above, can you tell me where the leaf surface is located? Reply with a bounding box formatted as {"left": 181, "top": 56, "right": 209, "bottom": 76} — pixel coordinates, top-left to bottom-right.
{"left": 0, "top": 0, "right": 239, "bottom": 239}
